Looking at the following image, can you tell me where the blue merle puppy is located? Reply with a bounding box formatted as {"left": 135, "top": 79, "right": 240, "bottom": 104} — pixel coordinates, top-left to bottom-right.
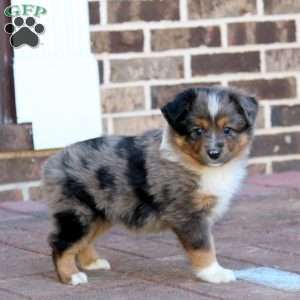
{"left": 43, "top": 86, "right": 258, "bottom": 285}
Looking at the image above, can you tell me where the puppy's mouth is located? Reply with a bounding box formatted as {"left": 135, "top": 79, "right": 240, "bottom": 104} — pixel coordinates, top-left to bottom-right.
{"left": 207, "top": 162, "right": 223, "bottom": 167}
{"left": 202, "top": 155, "right": 229, "bottom": 167}
{"left": 202, "top": 152, "right": 226, "bottom": 168}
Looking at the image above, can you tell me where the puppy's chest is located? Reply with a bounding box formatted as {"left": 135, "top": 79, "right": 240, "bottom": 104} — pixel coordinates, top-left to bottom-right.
{"left": 197, "top": 162, "right": 246, "bottom": 219}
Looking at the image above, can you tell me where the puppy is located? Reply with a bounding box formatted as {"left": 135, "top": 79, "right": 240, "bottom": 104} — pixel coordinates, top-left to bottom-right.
{"left": 43, "top": 86, "right": 258, "bottom": 285}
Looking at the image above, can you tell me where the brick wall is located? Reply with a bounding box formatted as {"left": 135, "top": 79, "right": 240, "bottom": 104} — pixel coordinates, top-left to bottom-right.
{"left": 89, "top": 0, "right": 300, "bottom": 175}
{"left": 0, "top": 0, "right": 300, "bottom": 202}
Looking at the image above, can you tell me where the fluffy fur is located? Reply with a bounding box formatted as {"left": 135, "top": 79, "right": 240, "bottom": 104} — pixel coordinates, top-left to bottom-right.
{"left": 43, "top": 86, "right": 258, "bottom": 285}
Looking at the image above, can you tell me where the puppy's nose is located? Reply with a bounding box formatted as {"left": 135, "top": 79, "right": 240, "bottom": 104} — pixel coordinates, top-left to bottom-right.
{"left": 207, "top": 149, "right": 221, "bottom": 160}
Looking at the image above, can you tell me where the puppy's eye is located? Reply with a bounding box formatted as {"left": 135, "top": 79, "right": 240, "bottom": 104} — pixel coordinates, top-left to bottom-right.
{"left": 223, "top": 127, "right": 233, "bottom": 135}
{"left": 190, "top": 128, "right": 204, "bottom": 138}
{"left": 194, "top": 128, "right": 204, "bottom": 135}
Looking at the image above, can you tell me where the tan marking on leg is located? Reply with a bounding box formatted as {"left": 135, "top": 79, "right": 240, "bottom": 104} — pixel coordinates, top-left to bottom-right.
{"left": 78, "top": 244, "right": 99, "bottom": 267}
{"left": 55, "top": 244, "right": 84, "bottom": 284}
{"left": 92, "top": 222, "right": 111, "bottom": 239}
{"left": 180, "top": 233, "right": 217, "bottom": 270}
{"left": 77, "top": 222, "right": 111, "bottom": 269}
{"left": 187, "top": 247, "right": 216, "bottom": 270}
{"left": 192, "top": 236, "right": 236, "bottom": 283}
{"left": 55, "top": 222, "right": 109, "bottom": 283}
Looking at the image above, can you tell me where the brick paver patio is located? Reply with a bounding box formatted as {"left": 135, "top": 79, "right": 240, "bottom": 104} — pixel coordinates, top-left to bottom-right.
{"left": 0, "top": 172, "right": 299, "bottom": 299}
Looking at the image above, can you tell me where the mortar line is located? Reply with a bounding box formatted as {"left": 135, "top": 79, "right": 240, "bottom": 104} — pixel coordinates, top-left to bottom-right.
{"left": 90, "top": 14, "right": 300, "bottom": 31}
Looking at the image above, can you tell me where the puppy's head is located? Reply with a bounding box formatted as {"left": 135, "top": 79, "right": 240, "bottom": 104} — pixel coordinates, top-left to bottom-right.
{"left": 161, "top": 86, "right": 258, "bottom": 167}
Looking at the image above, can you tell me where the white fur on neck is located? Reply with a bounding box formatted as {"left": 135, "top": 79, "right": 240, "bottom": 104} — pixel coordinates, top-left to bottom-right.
{"left": 198, "top": 158, "right": 247, "bottom": 221}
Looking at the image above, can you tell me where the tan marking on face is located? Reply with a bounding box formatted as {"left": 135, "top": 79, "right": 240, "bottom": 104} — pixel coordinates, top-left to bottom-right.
{"left": 216, "top": 116, "right": 230, "bottom": 129}
{"left": 165, "top": 130, "right": 206, "bottom": 174}
{"left": 174, "top": 135, "right": 185, "bottom": 147}
{"left": 232, "top": 133, "right": 251, "bottom": 156}
{"left": 194, "top": 118, "right": 210, "bottom": 130}
{"left": 54, "top": 221, "right": 111, "bottom": 283}
{"left": 174, "top": 134, "right": 204, "bottom": 165}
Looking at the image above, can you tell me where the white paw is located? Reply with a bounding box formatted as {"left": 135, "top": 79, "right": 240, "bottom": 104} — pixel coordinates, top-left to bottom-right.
{"left": 194, "top": 262, "right": 236, "bottom": 284}
{"left": 82, "top": 258, "right": 111, "bottom": 271}
{"left": 70, "top": 272, "right": 88, "bottom": 286}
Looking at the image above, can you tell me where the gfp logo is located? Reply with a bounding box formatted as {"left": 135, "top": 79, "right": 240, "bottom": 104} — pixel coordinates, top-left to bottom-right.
{"left": 4, "top": 4, "right": 47, "bottom": 48}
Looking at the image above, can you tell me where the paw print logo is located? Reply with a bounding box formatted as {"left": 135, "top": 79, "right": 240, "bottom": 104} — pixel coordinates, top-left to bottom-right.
{"left": 4, "top": 16, "right": 45, "bottom": 48}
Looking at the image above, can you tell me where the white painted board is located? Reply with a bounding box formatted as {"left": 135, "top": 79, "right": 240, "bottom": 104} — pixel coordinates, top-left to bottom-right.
{"left": 12, "top": 0, "right": 102, "bottom": 149}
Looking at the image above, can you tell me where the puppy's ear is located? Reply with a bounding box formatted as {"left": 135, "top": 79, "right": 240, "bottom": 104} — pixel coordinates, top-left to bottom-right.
{"left": 231, "top": 93, "right": 258, "bottom": 127}
{"left": 161, "top": 89, "right": 197, "bottom": 135}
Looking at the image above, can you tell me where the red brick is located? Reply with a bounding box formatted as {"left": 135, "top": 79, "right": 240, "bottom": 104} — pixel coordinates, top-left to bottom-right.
{"left": 110, "top": 57, "right": 184, "bottom": 82}
{"left": 88, "top": 1, "right": 100, "bottom": 25}
{"left": 248, "top": 171, "right": 300, "bottom": 190}
{"left": 151, "top": 82, "right": 220, "bottom": 108}
{"left": 273, "top": 160, "right": 300, "bottom": 173}
{"left": 271, "top": 105, "right": 300, "bottom": 127}
{"left": 188, "top": 0, "right": 257, "bottom": 19}
{"left": 266, "top": 48, "right": 300, "bottom": 72}
{"left": 0, "top": 156, "right": 48, "bottom": 184}
{"left": 91, "top": 30, "right": 143, "bottom": 54}
{"left": 101, "top": 87, "right": 145, "bottom": 113}
{"left": 108, "top": 0, "right": 179, "bottom": 23}
{"left": 0, "top": 124, "right": 33, "bottom": 152}
{"left": 228, "top": 21, "right": 296, "bottom": 45}
{"left": 251, "top": 132, "right": 300, "bottom": 157}
{"left": 229, "top": 77, "right": 297, "bottom": 100}
{"left": 151, "top": 26, "right": 221, "bottom": 51}
{"left": 113, "top": 115, "right": 165, "bottom": 135}
{"left": 0, "top": 190, "right": 23, "bottom": 202}
{"left": 247, "top": 163, "right": 267, "bottom": 176}
{"left": 264, "top": 0, "right": 300, "bottom": 14}
{"left": 192, "top": 52, "right": 260, "bottom": 76}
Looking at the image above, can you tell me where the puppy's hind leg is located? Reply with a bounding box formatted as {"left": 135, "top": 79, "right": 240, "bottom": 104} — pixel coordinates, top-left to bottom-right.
{"left": 49, "top": 210, "right": 92, "bottom": 285}
{"left": 52, "top": 247, "right": 88, "bottom": 286}
{"left": 77, "top": 221, "right": 112, "bottom": 271}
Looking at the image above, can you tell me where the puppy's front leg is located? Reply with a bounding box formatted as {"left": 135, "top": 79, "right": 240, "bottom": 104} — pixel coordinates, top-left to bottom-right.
{"left": 174, "top": 219, "right": 235, "bottom": 283}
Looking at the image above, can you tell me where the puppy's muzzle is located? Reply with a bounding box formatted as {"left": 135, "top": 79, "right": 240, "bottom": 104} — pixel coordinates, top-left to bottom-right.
{"left": 207, "top": 149, "right": 221, "bottom": 160}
